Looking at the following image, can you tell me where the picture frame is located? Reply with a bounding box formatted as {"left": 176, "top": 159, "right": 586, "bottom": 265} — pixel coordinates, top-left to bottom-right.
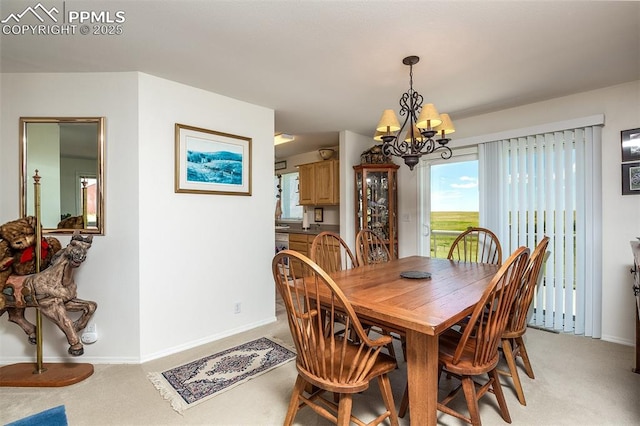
{"left": 314, "top": 207, "right": 324, "bottom": 222}
{"left": 622, "top": 162, "right": 640, "bottom": 195}
{"left": 275, "top": 160, "right": 287, "bottom": 171}
{"left": 175, "top": 123, "right": 252, "bottom": 195}
{"left": 621, "top": 128, "right": 640, "bottom": 163}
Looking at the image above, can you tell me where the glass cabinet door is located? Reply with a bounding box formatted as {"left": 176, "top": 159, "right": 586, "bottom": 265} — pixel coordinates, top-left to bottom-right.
{"left": 354, "top": 164, "right": 399, "bottom": 259}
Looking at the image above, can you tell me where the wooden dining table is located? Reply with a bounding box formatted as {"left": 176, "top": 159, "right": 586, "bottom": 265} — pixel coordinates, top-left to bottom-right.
{"left": 328, "top": 255, "right": 500, "bottom": 425}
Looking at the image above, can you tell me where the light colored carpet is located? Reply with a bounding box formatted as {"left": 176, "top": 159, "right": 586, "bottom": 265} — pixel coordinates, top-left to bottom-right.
{"left": 1, "top": 298, "right": 639, "bottom": 425}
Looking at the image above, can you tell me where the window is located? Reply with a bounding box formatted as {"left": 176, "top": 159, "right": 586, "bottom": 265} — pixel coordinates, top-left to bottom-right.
{"left": 275, "top": 172, "right": 303, "bottom": 220}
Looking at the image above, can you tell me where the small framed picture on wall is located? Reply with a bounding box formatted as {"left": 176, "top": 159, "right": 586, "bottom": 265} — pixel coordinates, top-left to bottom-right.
{"left": 622, "top": 162, "right": 640, "bottom": 195}
{"left": 314, "top": 207, "right": 324, "bottom": 222}
{"left": 621, "top": 128, "right": 640, "bottom": 163}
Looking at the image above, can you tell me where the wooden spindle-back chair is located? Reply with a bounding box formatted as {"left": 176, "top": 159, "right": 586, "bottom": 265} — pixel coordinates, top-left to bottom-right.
{"left": 448, "top": 227, "right": 503, "bottom": 266}
{"left": 272, "top": 250, "right": 399, "bottom": 426}
{"left": 355, "top": 229, "right": 392, "bottom": 266}
{"left": 310, "top": 231, "right": 358, "bottom": 273}
{"left": 400, "top": 246, "right": 530, "bottom": 425}
{"left": 499, "top": 236, "right": 550, "bottom": 406}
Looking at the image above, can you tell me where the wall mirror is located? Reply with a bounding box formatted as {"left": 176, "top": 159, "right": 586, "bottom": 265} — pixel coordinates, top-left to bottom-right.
{"left": 19, "top": 117, "right": 105, "bottom": 234}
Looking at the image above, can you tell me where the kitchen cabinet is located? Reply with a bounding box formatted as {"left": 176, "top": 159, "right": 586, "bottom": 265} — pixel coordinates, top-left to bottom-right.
{"left": 288, "top": 233, "right": 313, "bottom": 276}
{"left": 354, "top": 163, "right": 399, "bottom": 260}
{"left": 297, "top": 160, "right": 339, "bottom": 206}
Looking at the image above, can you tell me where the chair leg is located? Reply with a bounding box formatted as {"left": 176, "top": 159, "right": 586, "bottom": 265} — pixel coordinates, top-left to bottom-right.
{"left": 384, "top": 330, "right": 397, "bottom": 361}
{"left": 336, "top": 393, "right": 353, "bottom": 426}
{"left": 516, "top": 336, "right": 535, "bottom": 379}
{"left": 502, "top": 338, "right": 527, "bottom": 406}
{"left": 377, "top": 374, "right": 399, "bottom": 426}
{"left": 284, "top": 375, "right": 306, "bottom": 426}
{"left": 460, "top": 376, "right": 481, "bottom": 426}
{"left": 489, "top": 369, "right": 512, "bottom": 424}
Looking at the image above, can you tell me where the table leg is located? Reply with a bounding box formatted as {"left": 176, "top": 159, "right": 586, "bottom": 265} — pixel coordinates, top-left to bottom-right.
{"left": 406, "top": 329, "right": 438, "bottom": 425}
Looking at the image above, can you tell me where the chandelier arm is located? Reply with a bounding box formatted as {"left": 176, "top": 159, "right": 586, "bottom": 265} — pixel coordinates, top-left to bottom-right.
{"left": 437, "top": 145, "right": 453, "bottom": 160}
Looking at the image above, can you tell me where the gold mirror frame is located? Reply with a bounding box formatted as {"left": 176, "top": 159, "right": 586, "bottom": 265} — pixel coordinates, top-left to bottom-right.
{"left": 19, "top": 117, "right": 105, "bottom": 235}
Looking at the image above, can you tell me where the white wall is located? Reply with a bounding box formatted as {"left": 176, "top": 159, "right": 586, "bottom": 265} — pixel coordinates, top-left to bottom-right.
{"left": 0, "top": 72, "right": 276, "bottom": 363}
{"left": 339, "top": 131, "right": 382, "bottom": 251}
{"left": 137, "top": 74, "right": 275, "bottom": 361}
{"left": 1, "top": 72, "right": 141, "bottom": 362}
{"left": 396, "top": 80, "right": 640, "bottom": 345}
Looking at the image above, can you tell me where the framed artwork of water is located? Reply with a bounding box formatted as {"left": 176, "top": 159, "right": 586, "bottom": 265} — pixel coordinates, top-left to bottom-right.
{"left": 175, "top": 123, "right": 252, "bottom": 195}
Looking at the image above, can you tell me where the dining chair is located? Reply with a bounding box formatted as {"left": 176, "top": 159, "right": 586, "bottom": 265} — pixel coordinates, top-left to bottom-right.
{"left": 355, "top": 229, "right": 391, "bottom": 266}
{"left": 448, "top": 227, "right": 503, "bottom": 266}
{"left": 272, "top": 249, "right": 399, "bottom": 426}
{"left": 399, "top": 246, "right": 530, "bottom": 426}
{"left": 310, "top": 232, "right": 359, "bottom": 344}
{"left": 354, "top": 228, "right": 401, "bottom": 361}
{"left": 499, "top": 236, "right": 550, "bottom": 406}
{"left": 310, "top": 231, "right": 358, "bottom": 273}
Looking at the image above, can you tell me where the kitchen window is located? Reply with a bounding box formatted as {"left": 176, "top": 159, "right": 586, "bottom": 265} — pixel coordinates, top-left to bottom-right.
{"left": 275, "top": 172, "right": 303, "bottom": 220}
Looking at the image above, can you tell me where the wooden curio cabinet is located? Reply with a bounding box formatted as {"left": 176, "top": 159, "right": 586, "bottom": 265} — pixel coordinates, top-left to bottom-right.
{"left": 354, "top": 163, "right": 399, "bottom": 259}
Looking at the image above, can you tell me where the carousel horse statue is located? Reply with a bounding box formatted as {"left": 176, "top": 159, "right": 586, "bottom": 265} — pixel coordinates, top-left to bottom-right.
{"left": 0, "top": 231, "right": 97, "bottom": 356}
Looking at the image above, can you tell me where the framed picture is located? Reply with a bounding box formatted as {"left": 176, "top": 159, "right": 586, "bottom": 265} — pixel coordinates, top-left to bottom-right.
{"left": 622, "top": 162, "right": 640, "bottom": 195}
{"left": 275, "top": 160, "right": 287, "bottom": 171}
{"left": 621, "top": 128, "right": 640, "bottom": 163}
{"left": 175, "top": 123, "right": 252, "bottom": 195}
{"left": 314, "top": 207, "right": 324, "bottom": 222}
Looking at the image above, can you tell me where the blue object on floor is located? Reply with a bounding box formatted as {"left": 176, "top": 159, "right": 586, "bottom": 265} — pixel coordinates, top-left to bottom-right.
{"left": 5, "top": 405, "right": 68, "bottom": 426}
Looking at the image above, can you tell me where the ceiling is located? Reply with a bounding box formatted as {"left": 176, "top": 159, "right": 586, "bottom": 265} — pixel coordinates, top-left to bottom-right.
{"left": 2, "top": 1, "right": 639, "bottom": 159}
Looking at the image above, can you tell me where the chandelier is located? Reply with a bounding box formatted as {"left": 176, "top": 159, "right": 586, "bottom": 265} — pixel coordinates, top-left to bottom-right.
{"left": 375, "top": 55, "right": 455, "bottom": 170}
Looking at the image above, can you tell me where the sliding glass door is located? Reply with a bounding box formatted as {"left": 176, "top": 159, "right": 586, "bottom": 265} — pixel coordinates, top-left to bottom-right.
{"left": 418, "top": 151, "right": 479, "bottom": 258}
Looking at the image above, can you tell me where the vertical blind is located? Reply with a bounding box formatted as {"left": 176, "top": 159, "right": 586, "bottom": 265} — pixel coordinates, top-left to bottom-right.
{"left": 479, "top": 122, "right": 602, "bottom": 337}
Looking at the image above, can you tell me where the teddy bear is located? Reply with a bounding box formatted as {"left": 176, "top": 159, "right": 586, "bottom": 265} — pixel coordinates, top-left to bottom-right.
{"left": 0, "top": 239, "right": 14, "bottom": 308}
{"left": 0, "top": 216, "right": 62, "bottom": 277}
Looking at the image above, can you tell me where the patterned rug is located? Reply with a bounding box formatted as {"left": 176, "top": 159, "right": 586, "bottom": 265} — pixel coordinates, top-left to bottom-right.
{"left": 148, "top": 336, "right": 296, "bottom": 413}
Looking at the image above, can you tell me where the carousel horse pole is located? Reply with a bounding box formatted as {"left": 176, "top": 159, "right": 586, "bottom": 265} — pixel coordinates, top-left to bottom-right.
{"left": 34, "top": 170, "right": 45, "bottom": 374}
{"left": 0, "top": 171, "right": 94, "bottom": 387}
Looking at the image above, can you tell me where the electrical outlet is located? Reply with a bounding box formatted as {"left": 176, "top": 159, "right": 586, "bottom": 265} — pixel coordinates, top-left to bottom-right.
{"left": 234, "top": 302, "right": 241, "bottom": 314}
{"left": 81, "top": 323, "right": 98, "bottom": 344}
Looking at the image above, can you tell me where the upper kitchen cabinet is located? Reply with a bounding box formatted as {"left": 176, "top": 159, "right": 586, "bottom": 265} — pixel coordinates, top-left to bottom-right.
{"left": 298, "top": 159, "right": 339, "bottom": 206}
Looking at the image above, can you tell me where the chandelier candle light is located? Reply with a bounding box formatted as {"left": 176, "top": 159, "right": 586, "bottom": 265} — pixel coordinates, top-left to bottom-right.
{"left": 375, "top": 55, "right": 455, "bottom": 170}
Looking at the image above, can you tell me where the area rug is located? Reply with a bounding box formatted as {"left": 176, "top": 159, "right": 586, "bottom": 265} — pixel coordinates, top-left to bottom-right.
{"left": 147, "top": 336, "right": 296, "bottom": 413}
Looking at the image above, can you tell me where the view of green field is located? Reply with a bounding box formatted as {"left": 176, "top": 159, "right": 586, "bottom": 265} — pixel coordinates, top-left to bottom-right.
{"left": 430, "top": 211, "right": 479, "bottom": 258}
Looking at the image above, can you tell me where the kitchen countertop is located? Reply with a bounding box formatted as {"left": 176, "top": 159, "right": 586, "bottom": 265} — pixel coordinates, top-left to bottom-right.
{"left": 275, "top": 224, "right": 339, "bottom": 236}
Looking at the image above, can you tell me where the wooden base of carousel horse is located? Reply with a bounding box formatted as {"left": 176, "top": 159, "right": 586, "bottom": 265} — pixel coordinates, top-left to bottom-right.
{"left": 0, "top": 362, "right": 93, "bottom": 387}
